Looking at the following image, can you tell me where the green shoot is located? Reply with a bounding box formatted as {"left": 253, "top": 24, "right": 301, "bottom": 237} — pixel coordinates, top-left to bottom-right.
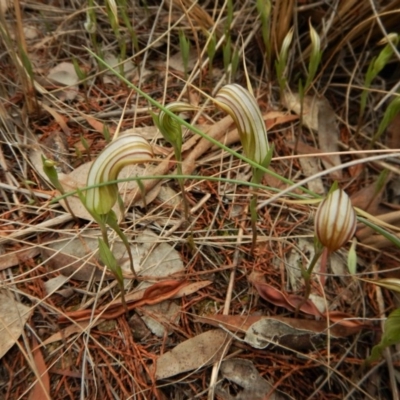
{"left": 179, "top": 30, "right": 191, "bottom": 80}
{"left": 359, "top": 33, "right": 399, "bottom": 123}
{"left": 371, "top": 94, "right": 400, "bottom": 146}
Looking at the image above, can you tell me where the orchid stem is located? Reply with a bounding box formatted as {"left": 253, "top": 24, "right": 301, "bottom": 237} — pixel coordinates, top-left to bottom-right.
{"left": 250, "top": 194, "right": 258, "bottom": 254}
{"left": 294, "top": 246, "right": 324, "bottom": 317}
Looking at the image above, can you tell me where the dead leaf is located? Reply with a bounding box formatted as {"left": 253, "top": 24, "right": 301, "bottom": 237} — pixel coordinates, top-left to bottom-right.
{"left": 351, "top": 181, "right": 386, "bottom": 214}
{"left": 103, "top": 53, "right": 135, "bottom": 82}
{"left": 196, "top": 314, "right": 361, "bottom": 351}
{"left": 83, "top": 115, "right": 115, "bottom": 135}
{"left": 41, "top": 131, "right": 72, "bottom": 173}
{"left": 283, "top": 92, "right": 342, "bottom": 180}
{"left": 155, "top": 329, "right": 228, "bottom": 380}
{"left": 265, "top": 110, "right": 299, "bottom": 130}
{"left": 41, "top": 234, "right": 114, "bottom": 281}
{"left": 140, "top": 301, "right": 181, "bottom": 337}
{"left": 46, "top": 62, "right": 79, "bottom": 101}
{"left": 248, "top": 273, "right": 368, "bottom": 331}
{"left": 58, "top": 279, "right": 190, "bottom": 323}
{"left": 39, "top": 102, "right": 71, "bottom": 136}
{"left": 0, "top": 291, "right": 33, "bottom": 359}
{"left": 167, "top": 49, "right": 197, "bottom": 73}
{"left": 0, "top": 0, "right": 11, "bottom": 14}
{"left": 216, "top": 358, "right": 283, "bottom": 400}
{"left": 42, "top": 320, "right": 103, "bottom": 346}
{"left": 28, "top": 335, "right": 50, "bottom": 400}
{"left": 0, "top": 247, "right": 40, "bottom": 271}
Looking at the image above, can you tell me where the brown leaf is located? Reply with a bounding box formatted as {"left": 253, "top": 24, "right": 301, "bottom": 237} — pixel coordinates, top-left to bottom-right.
{"left": 83, "top": 114, "right": 115, "bottom": 135}
{"left": 216, "top": 358, "right": 282, "bottom": 400}
{"left": 155, "top": 329, "right": 228, "bottom": 380}
{"left": 196, "top": 314, "right": 360, "bottom": 338}
{"left": 0, "top": 292, "right": 33, "bottom": 359}
{"left": 28, "top": 335, "right": 50, "bottom": 400}
{"left": 248, "top": 273, "right": 369, "bottom": 331}
{"left": 42, "top": 320, "right": 103, "bottom": 346}
{"left": 0, "top": 247, "right": 40, "bottom": 271}
{"left": 58, "top": 280, "right": 190, "bottom": 323}
{"left": 351, "top": 181, "right": 387, "bottom": 215}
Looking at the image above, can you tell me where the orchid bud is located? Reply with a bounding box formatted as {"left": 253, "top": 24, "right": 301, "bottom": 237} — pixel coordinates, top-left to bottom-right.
{"left": 315, "top": 189, "right": 357, "bottom": 252}
{"left": 215, "top": 84, "right": 269, "bottom": 165}
{"left": 85, "top": 134, "right": 153, "bottom": 215}
{"left": 156, "top": 102, "right": 197, "bottom": 149}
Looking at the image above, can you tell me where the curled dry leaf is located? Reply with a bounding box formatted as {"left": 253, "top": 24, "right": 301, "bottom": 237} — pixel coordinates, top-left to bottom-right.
{"left": 196, "top": 314, "right": 361, "bottom": 351}
{"left": 58, "top": 279, "right": 192, "bottom": 323}
{"left": 216, "top": 358, "right": 284, "bottom": 400}
{"left": 155, "top": 329, "right": 228, "bottom": 380}
{"left": 248, "top": 272, "right": 368, "bottom": 331}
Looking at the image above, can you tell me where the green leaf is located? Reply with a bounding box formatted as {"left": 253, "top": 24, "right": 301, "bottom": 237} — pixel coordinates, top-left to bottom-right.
{"left": 347, "top": 238, "right": 357, "bottom": 275}
{"left": 366, "top": 308, "right": 400, "bottom": 363}
{"left": 358, "top": 217, "right": 400, "bottom": 248}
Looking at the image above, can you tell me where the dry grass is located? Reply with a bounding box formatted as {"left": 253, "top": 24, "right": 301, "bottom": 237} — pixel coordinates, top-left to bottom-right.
{"left": 1, "top": 0, "right": 400, "bottom": 399}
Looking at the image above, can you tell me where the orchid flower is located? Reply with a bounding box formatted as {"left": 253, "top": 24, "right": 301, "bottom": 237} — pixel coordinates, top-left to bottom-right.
{"left": 85, "top": 134, "right": 153, "bottom": 215}
{"left": 215, "top": 84, "right": 270, "bottom": 166}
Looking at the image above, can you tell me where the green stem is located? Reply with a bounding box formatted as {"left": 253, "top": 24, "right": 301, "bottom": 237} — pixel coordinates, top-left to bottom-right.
{"left": 294, "top": 246, "right": 324, "bottom": 317}
{"left": 250, "top": 194, "right": 258, "bottom": 254}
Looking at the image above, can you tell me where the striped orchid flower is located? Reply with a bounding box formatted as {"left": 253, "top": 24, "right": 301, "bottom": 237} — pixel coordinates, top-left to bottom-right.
{"left": 85, "top": 134, "right": 153, "bottom": 215}
{"left": 215, "top": 84, "right": 269, "bottom": 165}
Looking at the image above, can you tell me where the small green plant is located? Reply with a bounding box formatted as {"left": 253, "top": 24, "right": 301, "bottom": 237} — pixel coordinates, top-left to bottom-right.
{"left": 117, "top": 0, "right": 139, "bottom": 53}
{"left": 275, "top": 26, "right": 294, "bottom": 98}
{"left": 256, "top": 0, "right": 272, "bottom": 71}
{"left": 370, "top": 94, "right": 400, "bottom": 146}
{"left": 206, "top": 31, "right": 217, "bottom": 77}
{"left": 304, "top": 21, "right": 322, "bottom": 93}
{"left": 359, "top": 33, "right": 399, "bottom": 125}
{"left": 179, "top": 30, "right": 191, "bottom": 80}
{"left": 42, "top": 157, "right": 77, "bottom": 220}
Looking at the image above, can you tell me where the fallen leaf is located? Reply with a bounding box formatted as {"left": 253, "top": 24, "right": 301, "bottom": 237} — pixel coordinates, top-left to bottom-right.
{"left": 248, "top": 273, "right": 368, "bottom": 331}
{"left": 46, "top": 62, "right": 79, "bottom": 101}
{"left": 44, "top": 275, "right": 73, "bottom": 298}
{"left": 41, "top": 131, "right": 72, "bottom": 173}
{"left": 41, "top": 233, "right": 114, "bottom": 281}
{"left": 196, "top": 314, "right": 360, "bottom": 351}
{"left": 103, "top": 53, "right": 135, "bottom": 82}
{"left": 155, "top": 329, "right": 228, "bottom": 380}
{"left": 140, "top": 301, "right": 181, "bottom": 337}
{"left": 351, "top": 181, "right": 386, "bottom": 214}
{"left": 0, "top": 0, "right": 11, "bottom": 14}
{"left": 283, "top": 92, "right": 342, "bottom": 180}
{"left": 216, "top": 358, "right": 284, "bottom": 400}
{"left": 42, "top": 320, "right": 103, "bottom": 346}
{"left": 167, "top": 49, "right": 197, "bottom": 73}
{"left": 0, "top": 291, "right": 33, "bottom": 359}
{"left": 83, "top": 115, "right": 115, "bottom": 135}
{"left": 28, "top": 335, "right": 50, "bottom": 400}
{"left": 58, "top": 279, "right": 190, "bottom": 323}
{"left": 0, "top": 247, "right": 40, "bottom": 271}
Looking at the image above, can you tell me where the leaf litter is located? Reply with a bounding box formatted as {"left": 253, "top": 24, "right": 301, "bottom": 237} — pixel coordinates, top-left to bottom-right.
{"left": 2, "top": 1, "right": 400, "bottom": 399}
